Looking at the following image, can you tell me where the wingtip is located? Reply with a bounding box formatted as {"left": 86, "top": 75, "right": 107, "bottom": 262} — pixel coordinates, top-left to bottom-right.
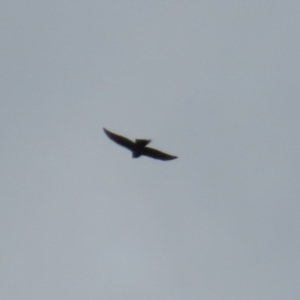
{"left": 103, "top": 127, "right": 111, "bottom": 137}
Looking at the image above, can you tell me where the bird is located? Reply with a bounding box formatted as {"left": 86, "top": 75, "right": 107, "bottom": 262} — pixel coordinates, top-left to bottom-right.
{"left": 103, "top": 128, "right": 177, "bottom": 161}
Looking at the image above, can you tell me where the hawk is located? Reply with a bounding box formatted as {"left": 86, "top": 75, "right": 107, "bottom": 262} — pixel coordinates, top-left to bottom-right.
{"left": 103, "top": 128, "right": 177, "bottom": 161}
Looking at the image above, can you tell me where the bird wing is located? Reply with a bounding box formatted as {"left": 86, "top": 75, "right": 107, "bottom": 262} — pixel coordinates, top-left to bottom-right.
{"left": 142, "top": 147, "right": 177, "bottom": 161}
{"left": 103, "top": 128, "right": 135, "bottom": 150}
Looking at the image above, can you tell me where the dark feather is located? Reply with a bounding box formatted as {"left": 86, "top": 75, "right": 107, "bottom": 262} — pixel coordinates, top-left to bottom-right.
{"left": 135, "top": 139, "right": 151, "bottom": 147}
{"left": 103, "top": 128, "right": 135, "bottom": 150}
{"left": 103, "top": 128, "right": 177, "bottom": 161}
{"left": 142, "top": 147, "right": 177, "bottom": 161}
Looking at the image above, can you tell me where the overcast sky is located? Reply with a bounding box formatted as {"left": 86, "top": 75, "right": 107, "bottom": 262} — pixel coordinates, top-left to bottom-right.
{"left": 1, "top": 1, "right": 300, "bottom": 299}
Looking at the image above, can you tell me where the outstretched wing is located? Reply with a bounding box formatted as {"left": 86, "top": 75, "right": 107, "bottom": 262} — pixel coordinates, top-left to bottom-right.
{"left": 103, "top": 128, "right": 135, "bottom": 150}
{"left": 142, "top": 147, "right": 177, "bottom": 161}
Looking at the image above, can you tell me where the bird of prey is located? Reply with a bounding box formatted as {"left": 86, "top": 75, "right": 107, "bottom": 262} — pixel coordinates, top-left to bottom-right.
{"left": 103, "top": 128, "right": 177, "bottom": 161}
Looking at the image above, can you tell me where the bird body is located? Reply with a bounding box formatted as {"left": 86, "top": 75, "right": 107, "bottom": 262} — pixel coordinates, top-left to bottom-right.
{"left": 103, "top": 128, "right": 177, "bottom": 161}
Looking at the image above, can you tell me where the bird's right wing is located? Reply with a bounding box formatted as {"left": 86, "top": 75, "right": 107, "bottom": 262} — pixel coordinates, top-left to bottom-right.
{"left": 142, "top": 147, "right": 177, "bottom": 161}
{"left": 103, "top": 128, "right": 135, "bottom": 150}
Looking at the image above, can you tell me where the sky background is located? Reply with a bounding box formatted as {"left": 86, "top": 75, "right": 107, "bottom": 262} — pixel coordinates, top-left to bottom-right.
{"left": 1, "top": 1, "right": 300, "bottom": 299}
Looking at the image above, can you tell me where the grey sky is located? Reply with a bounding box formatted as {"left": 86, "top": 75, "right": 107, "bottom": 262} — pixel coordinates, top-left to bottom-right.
{"left": 1, "top": 1, "right": 300, "bottom": 299}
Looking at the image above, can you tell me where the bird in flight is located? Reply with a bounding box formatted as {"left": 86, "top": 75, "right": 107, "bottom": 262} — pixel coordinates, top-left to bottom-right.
{"left": 103, "top": 128, "right": 177, "bottom": 161}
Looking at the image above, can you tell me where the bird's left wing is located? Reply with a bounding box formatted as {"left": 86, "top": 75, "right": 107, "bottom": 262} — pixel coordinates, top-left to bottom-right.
{"left": 103, "top": 128, "right": 135, "bottom": 150}
{"left": 142, "top": 147, "right": 177, "bottom": 161}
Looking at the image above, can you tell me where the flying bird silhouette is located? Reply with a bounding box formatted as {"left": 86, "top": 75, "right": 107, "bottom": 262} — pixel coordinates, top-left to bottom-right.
{"left": 103, "top": 128, "right": 177, "bottom": 161}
